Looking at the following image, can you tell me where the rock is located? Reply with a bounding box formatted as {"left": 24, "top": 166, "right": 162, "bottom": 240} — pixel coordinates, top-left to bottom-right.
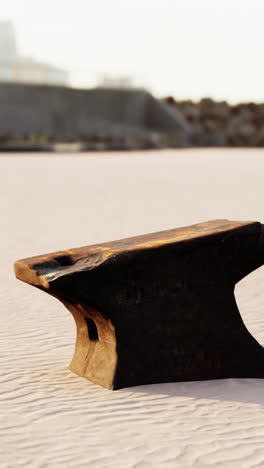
{"left": 163, "top": 96, "right": 264, "bottom": 147}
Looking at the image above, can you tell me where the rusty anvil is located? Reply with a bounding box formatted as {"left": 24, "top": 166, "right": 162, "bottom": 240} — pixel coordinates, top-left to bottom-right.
{"left": 14, "top": 220, "right": 264, "bottom": 390}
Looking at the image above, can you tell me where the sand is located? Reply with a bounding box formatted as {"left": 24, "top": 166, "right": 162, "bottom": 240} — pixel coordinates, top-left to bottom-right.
{"left": 1, "top": 148, "right": 264, "bottom": 467}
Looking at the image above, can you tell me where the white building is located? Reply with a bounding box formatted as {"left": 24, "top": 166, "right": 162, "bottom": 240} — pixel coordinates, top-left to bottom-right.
{"left": 12, "top": 58, "right": 68, "bottom": 86}
{"left": 0, "top": 21, "right": 17, "bottom": 62}
{"left": 0, "top": 21, "right": 68, "bottom": 86}
{"left": 0, "top": 21, "right": 17, "bottom": 81}
{"left": 97, "top": 75, "right": 140, "bottom": 89}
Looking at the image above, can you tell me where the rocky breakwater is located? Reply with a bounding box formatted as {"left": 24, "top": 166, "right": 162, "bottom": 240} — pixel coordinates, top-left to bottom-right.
{"left": 164, "top": 97, "right": 264, "bottom": 147}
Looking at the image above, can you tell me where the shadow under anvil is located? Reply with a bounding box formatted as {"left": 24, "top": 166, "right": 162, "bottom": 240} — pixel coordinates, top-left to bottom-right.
{"left": 120, "top": 379, "right": 264, "bottom": 406}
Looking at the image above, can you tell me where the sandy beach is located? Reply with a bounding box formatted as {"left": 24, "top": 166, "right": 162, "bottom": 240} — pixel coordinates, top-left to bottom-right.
{"left": 1, "top": 148, "right": 264, "bottom": 467}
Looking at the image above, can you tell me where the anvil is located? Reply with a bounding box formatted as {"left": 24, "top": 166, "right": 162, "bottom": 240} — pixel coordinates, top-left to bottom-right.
{"left": 14, "top": 220, "right": 264, "bottom": 389}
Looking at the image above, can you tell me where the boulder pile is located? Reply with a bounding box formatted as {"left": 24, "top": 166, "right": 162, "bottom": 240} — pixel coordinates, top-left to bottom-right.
{"left": 164, "top": 96, "right": 264, "bottom": 147}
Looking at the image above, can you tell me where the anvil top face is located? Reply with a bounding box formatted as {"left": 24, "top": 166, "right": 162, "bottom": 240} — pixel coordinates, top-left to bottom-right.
{"left": 14, "top": 220, "right": 264, "bottom": 390}
{"left": 14, "top": 219, "right": 259, "bottom": 288}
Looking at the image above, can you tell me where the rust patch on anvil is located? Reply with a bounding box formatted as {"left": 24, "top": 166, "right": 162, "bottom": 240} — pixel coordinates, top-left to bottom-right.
{"left": 14, "top": 219, "right": 256, "bottom": 288}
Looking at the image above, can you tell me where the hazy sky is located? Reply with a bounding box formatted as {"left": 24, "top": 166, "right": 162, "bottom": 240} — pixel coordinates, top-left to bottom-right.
{"left": 1, "top": 0, "right": 264, "bottom": 102}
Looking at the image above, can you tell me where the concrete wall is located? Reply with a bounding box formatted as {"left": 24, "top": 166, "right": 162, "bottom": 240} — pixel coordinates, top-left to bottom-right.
{"left": 0, "top": 83, "right": 191, "bottom": 145}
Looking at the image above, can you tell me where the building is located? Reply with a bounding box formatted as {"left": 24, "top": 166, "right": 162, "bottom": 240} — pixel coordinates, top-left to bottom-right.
{"left": 0, "top": 21, "right": 68, "bottom": 86}
{"left": 12, "top": 58, "right": 68, "bottom": 86}
{"left": 98, "top": 75, "right": 136, "bottom": 89}
{"left": 0, "top": 21, "right": 17, "bottom": 81}
{"left": 0, "top": 21, "right": 17, "bottom": 63}
{"left": 0, "top": 83, "right": 192, "bottom": 147}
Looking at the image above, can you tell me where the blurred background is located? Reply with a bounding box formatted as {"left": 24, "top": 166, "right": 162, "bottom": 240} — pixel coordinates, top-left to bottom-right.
{"left": 1, "top": 0, "right": 264, "bottom": 150}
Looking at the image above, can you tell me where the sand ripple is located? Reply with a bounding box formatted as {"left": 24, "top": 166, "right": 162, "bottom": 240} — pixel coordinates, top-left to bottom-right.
{"left": 1, "top": 150, "right": 264, "bottom": 467}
